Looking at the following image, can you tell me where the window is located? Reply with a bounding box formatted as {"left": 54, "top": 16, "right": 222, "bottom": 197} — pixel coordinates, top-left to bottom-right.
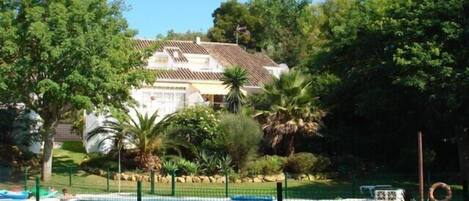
{"left": 201, "top": 94, "right": 226, "bottom": 110}
{"left": 154, "top": 56, "right": 168, "bottom": 64}
{"left": 139, "top": 87, "right": 186, "bottom": 116}
{"left": 147, "top": 55, "right": 169, "bottom": 68}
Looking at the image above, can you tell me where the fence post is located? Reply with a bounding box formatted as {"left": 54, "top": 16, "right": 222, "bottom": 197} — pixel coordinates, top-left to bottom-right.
{"left": 150, "top": 170, "right": 155, "bottom": 194}
{"left": 352, "top": 175, "right": 356, "bottom": 198}
{"left": 35, "top": 176, "right": 40, "bottom": 201}
{"left": 106, "top": 168, "right": 110, "bottom": 192}
{"left": 171, "top": 171, "right": 175, "bottom": 196}
{"left": 68, "top": 166, "right": 72, "bottom": 187}
{"left": 463, "top": 178, "right": 468, "bottom": 201}
{"left": 276, "top": 182, "right": 283, "bottom": 201}
{"left": 137, "top": 180, "right": 142, "bottom": 201}
{"left": 284, "top": 172, "right": 288, "bottom": 199}
{"left": 225, "top": 172, "right": 229, "bottom": 198}
{"left": 24, "top": 167, "right": 28, "bottom": 191}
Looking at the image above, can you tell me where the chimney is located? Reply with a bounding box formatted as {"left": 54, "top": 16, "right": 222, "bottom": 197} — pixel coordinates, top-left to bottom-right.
{"left": 196, "top": 36, "right": 201, "bottom": 44}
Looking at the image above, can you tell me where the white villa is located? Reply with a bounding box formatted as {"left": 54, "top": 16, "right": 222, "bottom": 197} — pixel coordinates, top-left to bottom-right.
{"left": 83, "top": 37, "right": 288, "bottom": 152}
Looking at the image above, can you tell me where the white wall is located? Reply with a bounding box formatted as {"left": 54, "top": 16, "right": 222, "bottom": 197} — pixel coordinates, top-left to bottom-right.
{"left": 145, "top": 51, "right": 223, "bottom": 73}
{"left": 83, "top": 112, "right": 114, "bottom": 153}
{"left": 83, "top": 83, "right": 208, "bottom": 153}
{"left": 185, "top": 54, "right": 224, "bottom": 72}
{"left": 27, "top": 111, "right": 42, "bottom": 154}
{"left": 264, "top": 64, "right": 289, "bottom": 78}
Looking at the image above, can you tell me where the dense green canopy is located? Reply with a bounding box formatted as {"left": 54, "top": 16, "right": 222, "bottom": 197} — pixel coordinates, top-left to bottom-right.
{"left": 208, "top": 0, "right": 315, "bottom": 66}
{"left": 0, "top": 0, "right": 154, "bottom": 180}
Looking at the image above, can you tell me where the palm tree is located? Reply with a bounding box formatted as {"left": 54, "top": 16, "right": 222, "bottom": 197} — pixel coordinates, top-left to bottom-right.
{"left": 86, "top": 109, "right": 182, "bottom": 171}
{"left": 221, "top": 66, "right": 248, "bottom": 113}
{"left": 256, "top": 70, "right": 326, "bottom": 156}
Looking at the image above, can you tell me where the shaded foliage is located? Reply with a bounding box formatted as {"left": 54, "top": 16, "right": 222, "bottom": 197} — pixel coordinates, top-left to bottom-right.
{"left": 0, "top": 106, "right": 40, "bottom": 168}
{"left": 304, "top": 0, "right": 469, "bottom": 173}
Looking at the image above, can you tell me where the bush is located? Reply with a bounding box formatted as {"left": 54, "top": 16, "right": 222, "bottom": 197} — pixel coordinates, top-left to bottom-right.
{"left": 161, "top": 161, "right": 178, "bottom": 176}
{"left": 81, "top": 153, "right": 119, "bottom": 170}
{"left": 285, "top": 153, "right": 316, "bottom": 174}
{"left": 219, "top": 114, "right": 262, "bottom": 171}
{"left": 195, "top": 150, "right": 233, "bottom": 175}
{"left": 285, "top": 152, "right": 331, "bottom": 174}
{"left": 0, "top": 107, "right": 40, "bottom": 167}
{"left": 311, "top": 155, "right": 331, "bottom": 172}
{"left": 244, "top": 155, "right": 287, "bottom": 175}
{"left": 165, "top": 106, "right": 223, "bottom": 155}
{"left": 333, "top": 154, "right": 365, "bottom": 176}
{"left": 176, "top": 158, "right": 199, "bottom": 175}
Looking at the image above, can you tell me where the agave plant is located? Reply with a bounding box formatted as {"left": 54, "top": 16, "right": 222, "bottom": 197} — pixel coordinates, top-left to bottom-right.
{"left": 196, "top": 150, "right": 233, "bottom": 175}
{"left": 176, "top": 158, "right": 199, "bottom": 175}
{"left": 161, "top": 160, "right": 178, "bottom": 176}
{"left": 86, "top": 109, "right": 184, "bottom": 171}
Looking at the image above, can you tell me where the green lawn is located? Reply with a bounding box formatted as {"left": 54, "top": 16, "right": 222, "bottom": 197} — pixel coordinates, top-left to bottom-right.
{"left": 0, "top": 142, "right": 463, "bottom": 200}
{"left": 13, "top": 171, "right": 461, "bottom": 200}
{"left": 30, "top": 172, "right": 356, "bottom": 199}
{"left": 52, "top": 141, "right": 88, "bottom": 168}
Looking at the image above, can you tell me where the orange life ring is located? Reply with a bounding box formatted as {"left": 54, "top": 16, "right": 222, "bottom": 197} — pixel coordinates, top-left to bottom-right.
{"left": 429, "top": 182, "right": 452, "bottom": 201}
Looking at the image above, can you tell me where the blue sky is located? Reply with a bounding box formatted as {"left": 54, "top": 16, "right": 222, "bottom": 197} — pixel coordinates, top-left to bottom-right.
{"left": 123, "top": 0, "right": 321, "bottom": 39}
{"left": 123, "top": 0, "right": 247, "bottom": 39}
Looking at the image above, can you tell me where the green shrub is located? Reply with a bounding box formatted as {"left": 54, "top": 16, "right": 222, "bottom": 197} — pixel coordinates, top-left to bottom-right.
{"left": 161, "top": 161, "right": 178, "bottom": 175}
{"left": 219, "top": 114, "right": 262, "bottom": 170}
{"left": 228, "top": 173, "right": 241, "bottom": 182}
{"left": 0, "top": 107, "right": 39, "bottom": 167}
{"left": 244, "top": 155, "right": 286, "bottom": 175}
{"left": 195, "top": 150, "right": 233, "bottom": 175}
{"left": 285, "top": 152, "right": 331, "bottom": 174}
{"left": 334, "top": 154, "right": 365, "bottom": 176}
{"left": 312, "top": 155, "right": 331, "bottom": 172}
{"left": 81, "top": 153, "right": 119, "bottom": 170}
{"left": 165, "top": 106, "right": 223, "bottom": 155}
{"left": 176, "top": 158, "right": 199, "bottom": 175}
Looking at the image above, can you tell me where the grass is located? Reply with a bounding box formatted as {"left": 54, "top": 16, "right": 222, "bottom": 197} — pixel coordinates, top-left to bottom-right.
{"left": 0, "top": 142, "right": 464, "bottom": 200}
{"left": 30, "top": 173, "right": 351, "bottom": 199}
{"left": 52, "top": 141, "right": 87, "bottom": 168}
{"left": 11, "top": 172, "right": 461, "bottom": 200}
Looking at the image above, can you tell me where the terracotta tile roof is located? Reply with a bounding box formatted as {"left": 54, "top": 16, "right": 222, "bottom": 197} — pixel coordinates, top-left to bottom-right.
{"left": 165, "top": 47, "right": 188, "bottom": 63}
{"left": 200, "top": 42, "right": 277, "bottom": 86}
{"left": 154, "top": 68, "right": 223, "bottom": 81}
{"left": 133, "top": 39, "right": 280, "bottom": 87}
{"left": 133, "top": 39, "right": 209, "bottom": 55}
{"left": 253, "top": 53, "right": 278, "bottom": 67}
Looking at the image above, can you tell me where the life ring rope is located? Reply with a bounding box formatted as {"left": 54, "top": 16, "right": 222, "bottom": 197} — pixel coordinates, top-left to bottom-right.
{"left": 429, "top": 182, "right": 452, "bottom": 201}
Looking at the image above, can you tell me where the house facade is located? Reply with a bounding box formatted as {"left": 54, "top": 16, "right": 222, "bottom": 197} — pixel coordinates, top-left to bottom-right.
{"left": 83, "top": 37, "right": 288, "bottom": 152}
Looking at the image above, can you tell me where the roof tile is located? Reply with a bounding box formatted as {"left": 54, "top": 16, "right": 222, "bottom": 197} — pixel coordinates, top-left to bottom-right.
{"left": 154, "top": 68, "right": 223, "bottom": 81}
{"left": 133, "top": 39, "right": 209, "bottom": 54}
{"left": 134, "top": 39, "right": 279, "bottom": 87}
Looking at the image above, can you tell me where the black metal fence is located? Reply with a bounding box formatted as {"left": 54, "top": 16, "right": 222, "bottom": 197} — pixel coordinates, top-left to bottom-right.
{"left": 0, "top": 166, "right": 465, "bottom": 201}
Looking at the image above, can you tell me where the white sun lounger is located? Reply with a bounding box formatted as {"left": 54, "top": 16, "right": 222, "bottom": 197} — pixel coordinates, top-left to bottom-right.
{"left": 360, "top": 185, "right": 393, "bottom": 197}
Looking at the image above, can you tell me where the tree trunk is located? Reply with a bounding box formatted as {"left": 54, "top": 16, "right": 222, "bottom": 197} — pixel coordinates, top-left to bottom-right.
{"left": 457, "top": 128, "right": 469, "bottom": 201}
{"left": 287, "top": 134, "right": 296, "bottom": 156}
{"left": 41, "top": 122, "right": 58, "bottom": 181}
